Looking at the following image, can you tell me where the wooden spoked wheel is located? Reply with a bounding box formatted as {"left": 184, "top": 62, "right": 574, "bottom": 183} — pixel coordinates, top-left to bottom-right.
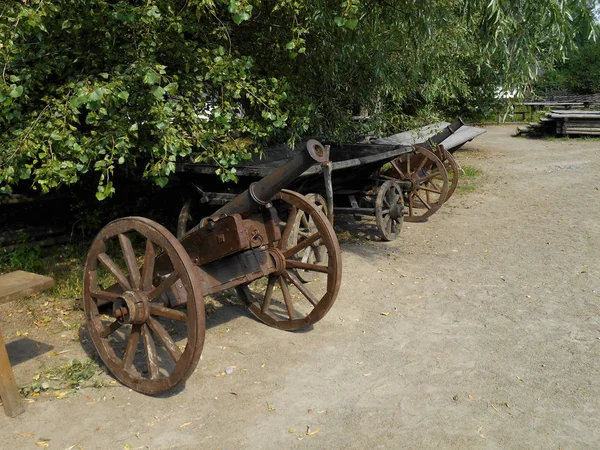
{"left": 287, "top": 193, "right": 329, "bottom": 283}
{"left": 236, "top": 190, "right": 342, "bottom": 331}
{"left": 83, "top": 217, "right": 205, "bottom": 395}
{"left": 390, "top": 147, "right": 449, "bottom": 222}
{"left": 176, "top": 199, "right": 194, "bottom": 239}
{"left": 375, "top": 180, "right": 404, "bottom": 241}
{"left": 433, "top": 146, "right": 459, "bottom": 202}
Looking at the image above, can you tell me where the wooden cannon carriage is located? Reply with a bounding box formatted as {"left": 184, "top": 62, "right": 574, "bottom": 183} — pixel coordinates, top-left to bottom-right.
{"left": 83, "top": 140, "right": 342, "bottom": 394}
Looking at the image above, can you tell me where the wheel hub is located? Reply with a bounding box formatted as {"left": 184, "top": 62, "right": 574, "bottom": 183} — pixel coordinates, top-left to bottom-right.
{"left": 267, "top": 247, "right": 286, "bottom": 275}
{"left": 389, "top": 203, "right": 403, "bottom": 220}
{"left": 113, "top": 290, "right": 150, "bottom": 325}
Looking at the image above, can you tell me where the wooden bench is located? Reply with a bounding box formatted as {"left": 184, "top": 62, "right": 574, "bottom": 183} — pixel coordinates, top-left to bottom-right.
{"left": 0, "top": 271, "right": 54, "bottom": 417}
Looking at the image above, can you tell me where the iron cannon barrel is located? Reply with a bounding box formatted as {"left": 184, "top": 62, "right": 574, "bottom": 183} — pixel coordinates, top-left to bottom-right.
{"left": 210, "top": 139, "right": 328, "bottom": 219}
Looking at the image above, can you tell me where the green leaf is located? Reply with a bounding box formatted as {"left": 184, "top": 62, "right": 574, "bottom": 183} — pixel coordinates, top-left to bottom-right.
{"left": 156, "top": 177, "right": 169, "bottom": 188}
{"left": 344, "top": 19, "right": 359, "bottom": 30}
{"left": 143, "top": 71, "right": 160, "bottom": 85}
{"left": 164, "top": 83, "right": 178, "bottom": 95}
{"left": 117, "top": 91, "right": 129, "bottom": 101}
{"left": 334, "top": 16, "right": 346, "bottom": 27}
{"left": 9, "top": 86, "right": 24, "bottom": 98}
{"left": 151, "top": 86, "right": 166, "bottom": 99}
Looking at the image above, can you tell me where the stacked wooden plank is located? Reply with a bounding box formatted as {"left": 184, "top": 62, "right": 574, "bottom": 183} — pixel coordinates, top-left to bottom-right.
{"left": 550, "top": 110, "right": 600, "bottom": 136}
{"left": 517, "top": 110, "right": 600, "bottom": 137}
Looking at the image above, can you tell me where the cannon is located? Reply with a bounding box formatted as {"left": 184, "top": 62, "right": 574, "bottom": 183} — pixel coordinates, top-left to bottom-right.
{"left": 82, "top": 140, "right": 342, "bottom": 394}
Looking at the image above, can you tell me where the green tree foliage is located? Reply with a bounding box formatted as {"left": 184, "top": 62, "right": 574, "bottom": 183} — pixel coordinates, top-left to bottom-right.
{"left": 537, "top": 40, "right": 600, "bottom": 94}
{"left": 1, "top": 0, "right": 596, "bottom": 197}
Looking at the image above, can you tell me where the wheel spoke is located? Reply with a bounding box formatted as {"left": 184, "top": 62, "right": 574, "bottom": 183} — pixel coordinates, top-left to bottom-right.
{"left": 283, "top": 232, "right": 321, "bottom": 258}
{"left": 280, "top": 206, "right": 299, "bottom": 245}
{"left": 141, "top": 324, "right": 159, "bottom": 380}
{"left": 383, "top": 194, "right": 390, "bottom": 208}
{"left": 283, "top": 270, "right": 318, "bottom": 306}
{"left": 140, "top": 239, "right": 156, "bottom": 291}
{"left": 414, "top": 192, "right": 432, "bottom": 210}
{"left": 413, "top": 155, "right": 428, "bottom": 175}
{"left": 97, "top": 253, "right": 131, "bottom": 291}
{"left": 300, "top": 214, "right": 310, "bottom": 229}
{"left": 100, "top": 320, "right": 122, "bottom": 338}
{"left": 418, "top": 170, "right": 441, "bottom": 183}
{"left": 385, "top": 216, "right": 393, "bottom": 235}
{"left": 90, "top": 290, "right": 120, "bottom": 303}
{"left": 391, "top": 160, "right": 404, "bottom": 178}
{"left": 419, "top": 184, "right": 441, "bottom": 194}
{"left": 149, "top": 303, "right": 188, "bottom": 322}
{"left": 147, "top": 317, "right": 182, "bottom": 362}
{"left": 118, "top": 234, "right": 141, "bottom": 289}
{"left": 286, "top": 260, "right": 329, "bottom": 273}
{"left": 261, "top": 275, "right": 277, "bottom": 313}
{"left": 278, "top": 276, "right": 295, "bottom": 319}
{"left": 148, "top": 271, "right": 180, "bottom": 301}
{"left": 122, "top": 324, "right": 141, "bottom": 371}
{"left": 301, "top": 245, "right": 313, "bottom": 263}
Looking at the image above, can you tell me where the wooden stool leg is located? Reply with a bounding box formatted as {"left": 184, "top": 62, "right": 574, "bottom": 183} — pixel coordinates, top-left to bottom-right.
{"left": 0, "top": 330, "right": 24, "bottom": 417}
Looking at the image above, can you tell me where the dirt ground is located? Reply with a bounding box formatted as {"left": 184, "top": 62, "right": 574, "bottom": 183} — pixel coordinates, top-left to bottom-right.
{"left": 1, "top": 125, "right": 600, "bottom": 449}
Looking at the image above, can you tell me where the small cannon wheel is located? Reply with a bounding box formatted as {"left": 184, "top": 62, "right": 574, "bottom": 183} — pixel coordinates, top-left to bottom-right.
{"left": 287, "top": 193, "right": 328, "bottom": 283}
{"left": 433, "top": 146, "right": 459, "bottom": 202}
{"left": 176, "top": 199, "right": 195, "bottom": 239}
{"left": 83, "top": 217, "right": 205, "bottom": 395}
{"left": 390, "top": 147, "right": 449, "bottom": 222}
{"left": 236, "top": 190, "right": 342, "bottom": 331}
{"left": 375, "top": 180, "right": 404, "bottom": 241}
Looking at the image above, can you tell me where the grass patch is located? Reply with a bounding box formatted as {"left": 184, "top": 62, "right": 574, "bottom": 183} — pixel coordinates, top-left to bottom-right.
{"left": 462, "top": 166, "right": 481, "bottom": 177}
{"left": 20, "top": 358, "right": 104, "bottom": 398}
{"left": 457, "top": 165, "right": 482, "bottom": 193}
{"left": 0, "top": 242, "right": 89, "bottom": 305}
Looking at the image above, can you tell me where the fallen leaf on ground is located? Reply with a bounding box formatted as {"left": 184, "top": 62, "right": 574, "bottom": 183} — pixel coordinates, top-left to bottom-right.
{"left": 17, "top": 433, "right": 34, "bottom": 437}
{"left": 306, "top": 427, "right": 321, "bottom": 436}
{"left": 180, "top": 422, "right": 191, "bottom": 428}
{"left": 35, "top": 441, "right": 49, "bottom": 448}
{"left": 380, "top": 312, "right": 390, "bottom": 316}
{"left": 363, "top": 373, "right": 372, "bottom": 377}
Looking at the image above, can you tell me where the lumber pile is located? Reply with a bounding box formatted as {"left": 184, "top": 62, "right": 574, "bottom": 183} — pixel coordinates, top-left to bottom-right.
{"left": 517, "top": 110, "right": 600, "bottom": 137}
